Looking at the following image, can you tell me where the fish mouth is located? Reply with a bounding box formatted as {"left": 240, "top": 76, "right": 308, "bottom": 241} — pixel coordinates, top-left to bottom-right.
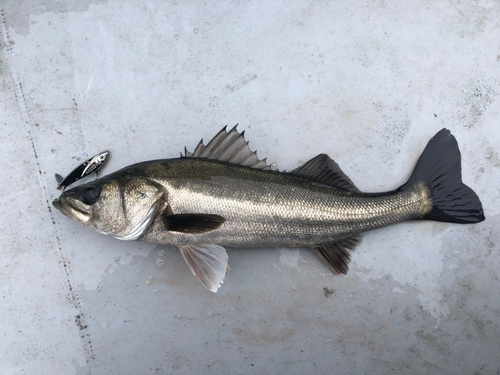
{"left": 52, "top": 196, "right": 92, "bottom": 225}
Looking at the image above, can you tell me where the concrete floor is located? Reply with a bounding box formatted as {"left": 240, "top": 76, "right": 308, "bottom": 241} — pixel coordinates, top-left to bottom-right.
{"left": 1, "top": 1, "right": 499, "bottom": 374}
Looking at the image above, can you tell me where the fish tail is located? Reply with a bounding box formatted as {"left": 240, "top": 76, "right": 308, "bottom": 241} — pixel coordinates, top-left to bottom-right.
{"left": 401, "top": 129, "right": 485, "bottom": 223}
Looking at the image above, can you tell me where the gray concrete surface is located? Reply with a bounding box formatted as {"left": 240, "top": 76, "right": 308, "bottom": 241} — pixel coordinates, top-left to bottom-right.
{"left": 1, "top": 1, "right": 499, "bottom": 374}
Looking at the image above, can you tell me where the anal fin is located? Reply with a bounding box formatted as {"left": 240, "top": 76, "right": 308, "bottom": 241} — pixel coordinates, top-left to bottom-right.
{"left": 179, "top": 244, "right": 229, "bottom": 292}
{"left": 313, "top": 235, "right": 362, "bottom": 274}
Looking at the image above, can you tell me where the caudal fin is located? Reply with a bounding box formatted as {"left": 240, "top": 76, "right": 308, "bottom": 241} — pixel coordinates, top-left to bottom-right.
{"left": 401, "top": 129, "right": 484, "bottom": 224}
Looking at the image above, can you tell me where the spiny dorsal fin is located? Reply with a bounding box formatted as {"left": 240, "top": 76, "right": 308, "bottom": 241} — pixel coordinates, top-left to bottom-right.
{"left": 291, "top": 154, "right": 359, "bottom": 192}
{"left": 182, "top": 125, "right": 273, "bottom": 170}
{"left": 313, "top": 235, "right": 362, "bottom": 275}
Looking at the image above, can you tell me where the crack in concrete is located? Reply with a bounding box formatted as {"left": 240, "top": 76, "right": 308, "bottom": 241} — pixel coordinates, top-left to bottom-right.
{"left": 1, "top": 8, "right": 96, "bottom": 367}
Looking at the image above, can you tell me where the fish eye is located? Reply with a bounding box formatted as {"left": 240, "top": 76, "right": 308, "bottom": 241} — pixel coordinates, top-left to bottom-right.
{"left": 81, "top": 187, "right": 100, "bottom": 205}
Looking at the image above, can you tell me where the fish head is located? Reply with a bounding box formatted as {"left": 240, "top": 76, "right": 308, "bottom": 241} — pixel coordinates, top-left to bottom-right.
{"left": 52, "top": 176, "right": 164, "bottom": 239}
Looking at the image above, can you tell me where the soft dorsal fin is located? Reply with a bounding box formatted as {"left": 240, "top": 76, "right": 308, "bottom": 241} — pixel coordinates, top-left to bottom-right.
{"left": 182, "top": 125, "right": 273, "bottom": 170}
{"left": 313, "top": 235, "right": 362, "bottom": 274}
{"left": 291, "top": 154, "right": 359, "bottom": 192}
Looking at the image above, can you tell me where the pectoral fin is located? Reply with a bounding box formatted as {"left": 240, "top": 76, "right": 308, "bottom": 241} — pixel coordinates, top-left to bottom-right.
{"left": 179, "top": 244, "right": 229, "bottom": 292}
{"left": 161, "top": 214, "right": 225, "bottom": 234}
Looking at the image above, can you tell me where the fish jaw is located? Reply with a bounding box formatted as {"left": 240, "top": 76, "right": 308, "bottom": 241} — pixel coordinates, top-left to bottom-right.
{"left": 52, "top": 196, "right": 92, "bottom": 225}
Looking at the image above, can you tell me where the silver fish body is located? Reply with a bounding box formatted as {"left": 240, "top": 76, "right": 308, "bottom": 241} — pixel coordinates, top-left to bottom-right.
{"left": 137, "top": 158, "right": 428, "bottom": 247}
{"left": 53, "top": 126, "right": 484, "bottom": 292}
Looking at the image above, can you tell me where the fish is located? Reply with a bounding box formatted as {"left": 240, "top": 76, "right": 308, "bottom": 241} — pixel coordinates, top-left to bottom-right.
{"left": 52, "top": 126, "right": 485, "bottom": 292}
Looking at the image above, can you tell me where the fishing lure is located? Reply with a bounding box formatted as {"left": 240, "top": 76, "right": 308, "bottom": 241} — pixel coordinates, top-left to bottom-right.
{"left": 56, "top": 151, "right": 109, "bottom": 191}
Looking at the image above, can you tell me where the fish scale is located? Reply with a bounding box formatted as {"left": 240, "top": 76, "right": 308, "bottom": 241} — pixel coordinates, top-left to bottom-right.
{"left": 138, "top": 158, "right": 423, "bottom": 247}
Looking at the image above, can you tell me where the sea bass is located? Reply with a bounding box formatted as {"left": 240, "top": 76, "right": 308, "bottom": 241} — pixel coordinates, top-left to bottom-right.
{"left": 52, "top": 126, "right": 484, "bottom": 292}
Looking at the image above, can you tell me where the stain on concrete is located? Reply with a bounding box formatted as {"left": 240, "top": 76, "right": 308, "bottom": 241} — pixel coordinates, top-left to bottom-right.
{"left": 225, "top": 74, "right": 258, "bottom": 92}
{"left": 455, "top": 80, "right": 497, "bottom": 129}
{"left": 1, "top": 0, "right": 107, "bottom": 35}
{"left": 323, "top": 287, "right": 334, "bottom": 297}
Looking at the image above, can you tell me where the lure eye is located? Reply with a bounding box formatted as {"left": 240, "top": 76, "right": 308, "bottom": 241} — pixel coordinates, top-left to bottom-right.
{"left": 81, "top": 187, "right": 100, "bottom": 205}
